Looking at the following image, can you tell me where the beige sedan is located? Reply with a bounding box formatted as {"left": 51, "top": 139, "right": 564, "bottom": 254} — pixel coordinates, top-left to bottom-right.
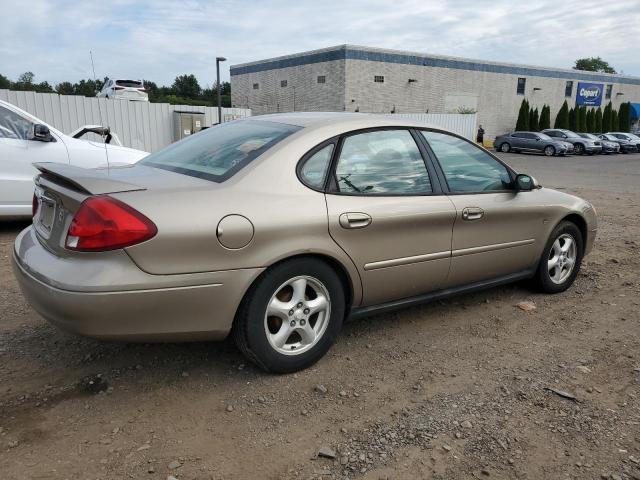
{"left": 13, "top": 113, "right": 597, "bottom": 373}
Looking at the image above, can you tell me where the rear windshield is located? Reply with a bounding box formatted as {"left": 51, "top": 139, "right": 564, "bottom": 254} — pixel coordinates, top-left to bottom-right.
{"left": 140, "top": 120, "right": 301, "bottom": 182}
{"left": 116, "top": 80, "right": 143, "bottom": 88}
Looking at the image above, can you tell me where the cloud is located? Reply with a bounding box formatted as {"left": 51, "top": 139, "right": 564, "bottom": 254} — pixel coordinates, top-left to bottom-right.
{"left": 0, "top": 0, "right": 638, "bottom": 86}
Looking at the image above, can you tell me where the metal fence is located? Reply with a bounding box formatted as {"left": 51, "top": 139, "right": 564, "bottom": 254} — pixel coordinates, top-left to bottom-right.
{"left": 0, "top": 89, "right": 251, "bottom": 152}
{"left": 388, "top": 113, "right": 478, "bottom": 140}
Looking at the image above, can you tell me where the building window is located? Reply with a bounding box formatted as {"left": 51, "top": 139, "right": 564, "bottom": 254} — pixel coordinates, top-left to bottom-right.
{"left": 565, "top": 81, "right": 573, "bottom": 97}
{"left": 253, "top": 83, "right": 259, "bottom": 90}
{"left": 374, "top": 75, "right": 385, "bottom": 83}
{"left": 606, "top": 84, "right": 613, "bottom": 99}
{"left": 280, "top": 80, "right": 287, "bottom": 88}
{"left": 317, "top": 75, "right": 326, "bottom": 84}
{"left": 517, "top": 78, "right": 526, "bottom": 95}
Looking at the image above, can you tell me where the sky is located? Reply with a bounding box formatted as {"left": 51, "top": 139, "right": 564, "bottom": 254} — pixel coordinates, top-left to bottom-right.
{"left": 1, "top": 0, "right": 639, "bottom": 88}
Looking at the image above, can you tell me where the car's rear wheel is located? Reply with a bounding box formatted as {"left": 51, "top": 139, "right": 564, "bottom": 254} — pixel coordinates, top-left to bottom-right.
{"left": 500, "top": 142, "right": 511, "bottom": 153}
{"left": 544, "top": 145, "right": 555, "bottom": 156}
{"left": 574, "top": 143, "right": 584, "bottom": 155}
{"left": 233, "top": 258, "right": 345, "bottom": 373}
{"left": 533, "top": 221, "right": 583, "bottom": 293}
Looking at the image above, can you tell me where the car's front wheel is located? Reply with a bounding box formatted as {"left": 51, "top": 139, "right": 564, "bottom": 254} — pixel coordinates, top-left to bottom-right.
{"left": 500, "top": 142, "right": 511, "bottom": 153}
{"left": 233, "top": 258, "right": 345, "bottom": 373}
{"left": 544, "top": 145, "right": 556, "bottom": 156}
{"left": 533, "top": 221, "right": 583, "bottom": 293}
{"left": 574, "top": 143, "right": 585, "bottom": 155}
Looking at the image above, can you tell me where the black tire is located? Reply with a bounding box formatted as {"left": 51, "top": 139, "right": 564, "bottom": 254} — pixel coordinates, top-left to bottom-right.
{"left": 232, "top": 258, "right": 346, "bottom": 373}
{"left": 544, "top": 145, "right": 556, "bottom": 156}
{"left": 500, "top": 142, "right": 511, "bottom": 153}
{"left": 574, "top": 143, "right": 584, "bottom": 155}
{"left": 533, "top": 221, "right": 584, "bottom": 294}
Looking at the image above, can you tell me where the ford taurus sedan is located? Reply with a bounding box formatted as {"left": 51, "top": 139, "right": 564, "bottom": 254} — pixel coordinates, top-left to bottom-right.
{"left": 13, "top": 113, "right": 597, "bottom": 373}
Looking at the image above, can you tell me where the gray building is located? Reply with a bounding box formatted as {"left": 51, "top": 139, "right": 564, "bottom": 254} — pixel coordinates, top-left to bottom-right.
{"left": 230, "top": 45, "right": 640, "bottom": 138}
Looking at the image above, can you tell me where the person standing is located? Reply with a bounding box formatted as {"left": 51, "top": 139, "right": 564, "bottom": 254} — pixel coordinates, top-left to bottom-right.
{"left": 476, "top": 125, "right": 485, "bottom": 145}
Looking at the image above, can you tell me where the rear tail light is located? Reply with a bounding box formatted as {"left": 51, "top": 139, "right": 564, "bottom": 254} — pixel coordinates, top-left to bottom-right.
{"left": 65, "top": 196, "right": 157, "bottom": 251}
{"left": 32, "top": 193, "right": 39, "bottom": 217}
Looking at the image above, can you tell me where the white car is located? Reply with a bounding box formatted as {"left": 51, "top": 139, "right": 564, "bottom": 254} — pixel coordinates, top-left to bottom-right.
{"left": 0, "top": 100, "right": 148, "bottom": 218}
{"left": 97, "top": 78, "right": 149, "bottom": 102}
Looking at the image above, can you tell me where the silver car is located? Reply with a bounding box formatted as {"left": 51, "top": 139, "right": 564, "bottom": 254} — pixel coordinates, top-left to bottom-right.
{"left": 13, "top": 113, "right": 597, "bottom": 373}
{"left": 494, "top": 131, "right": 573, "bottom": 156}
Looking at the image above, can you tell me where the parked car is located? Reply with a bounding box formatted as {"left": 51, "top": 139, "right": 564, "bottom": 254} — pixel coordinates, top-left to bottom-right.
{"left": 13, "top": 113, "right": 597, "bottom": 373}
{"left": 542, "top": 129, "right": 602, "bottom": 155}
{"left": 608, "top": 132, "right": 640, "bottom": 151}
{"left": 97, "top": 78, "right": 148, "bottom": 102}
{"left": 0, "top": 99, "right": 148, "bottom": 218}
{"left": 69, "top": 125, "right": 123, "bottom": 146}
{"left": 494, "top": 131, "right": 573, "bottom": 156}
{"left": 578, "top": 133, "right": 619, "bottom": 154}
{"left": 597, "top": 133, "right": 638, "bottom": 153}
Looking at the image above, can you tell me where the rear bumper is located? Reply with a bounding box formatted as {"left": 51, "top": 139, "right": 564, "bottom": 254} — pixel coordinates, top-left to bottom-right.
{"left": 12, "top": 227, "right": 263, "bottom": 341}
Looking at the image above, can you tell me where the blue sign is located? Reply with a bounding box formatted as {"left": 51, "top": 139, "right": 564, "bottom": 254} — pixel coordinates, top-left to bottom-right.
{"left": 576, "top": 82, "right": 603, "bottom": 106}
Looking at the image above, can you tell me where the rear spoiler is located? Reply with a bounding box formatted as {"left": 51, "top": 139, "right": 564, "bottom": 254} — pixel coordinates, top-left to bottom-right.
{"left": 34, "top": 162, "right": 146, "bottom": 195}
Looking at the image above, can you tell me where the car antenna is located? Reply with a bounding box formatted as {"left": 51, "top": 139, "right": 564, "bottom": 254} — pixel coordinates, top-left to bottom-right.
{"left": 90, "top": 50, "right": 110, "bottom": 174}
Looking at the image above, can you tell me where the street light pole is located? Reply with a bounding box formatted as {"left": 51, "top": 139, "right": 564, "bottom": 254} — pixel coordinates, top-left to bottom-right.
{"left": 216, "top": 56, "right": 227, "bottom": 124}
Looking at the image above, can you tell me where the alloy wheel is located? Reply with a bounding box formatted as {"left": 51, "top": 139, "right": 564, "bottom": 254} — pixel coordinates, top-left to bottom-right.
{"left": 547, "top": 233, "right": 577, "bottom": 284}
{"left": 544, "top": 146, "right": 555, "bottom": 156}
{"left": 264, "top": 275, "right": 331, "bottom": 356}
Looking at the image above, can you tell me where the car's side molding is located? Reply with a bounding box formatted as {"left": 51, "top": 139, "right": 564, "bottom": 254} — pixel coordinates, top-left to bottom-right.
{"left": 363, "top": 250, "right": 450, "bottom": 271}
{"left": 349, "top": 268, "right": 535, "bottom": 319}
{"left": 452, "top": 239, "right": 535, "bottom": 257}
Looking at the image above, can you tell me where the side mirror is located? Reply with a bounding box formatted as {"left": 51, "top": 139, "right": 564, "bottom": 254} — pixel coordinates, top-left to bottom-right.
{"left": 32, "top": 124, "right": 54, "bottom": 142}
{"left": 515, "top": 174, "right": 538, "bottom": 191}
{"left": 562, "top": 134, "right": 567, "bottom": 139}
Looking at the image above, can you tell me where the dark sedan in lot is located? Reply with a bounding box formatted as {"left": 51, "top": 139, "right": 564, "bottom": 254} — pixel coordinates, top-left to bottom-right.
{"left": 597, "top": 134, "right": 638, "bottom": 153}
{"left": 494, "top": 131, "right": 573, "bottom": 156}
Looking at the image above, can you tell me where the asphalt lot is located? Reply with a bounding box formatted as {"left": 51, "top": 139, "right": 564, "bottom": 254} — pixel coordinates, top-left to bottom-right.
{"left": 1, "top": 151, "right": 639, "bottom": 480}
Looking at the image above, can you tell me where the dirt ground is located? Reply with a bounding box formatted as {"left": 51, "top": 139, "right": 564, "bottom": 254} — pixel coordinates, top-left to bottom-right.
{"left": 1, "top": 152, "right": 639, "bottom": 480}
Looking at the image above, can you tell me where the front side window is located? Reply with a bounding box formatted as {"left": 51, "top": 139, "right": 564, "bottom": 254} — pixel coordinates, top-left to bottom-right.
{"left": 517, "top": 77, "right": 526, "bottom": 95}
{"left": 421, "top": 131, "right": 513, "bottom": 193}
{"left": 299, "top": 144, "right": 334, "bottom": 189}
{"left": 0, "top": 106, "right": 32, "bottom": 140}
{"left": 141, "top": 120, "right": 301, "bottom": 182}
{"left": 334, "top": 130, "right": 431, "bottom": 195}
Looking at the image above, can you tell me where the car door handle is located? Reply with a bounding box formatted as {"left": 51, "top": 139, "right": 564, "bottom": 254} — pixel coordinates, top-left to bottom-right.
{"left": 461, "top": 207, "right": 484, "bottom": 221}
{"left": 339, "top": 212, "right": 372, "bottom": 229}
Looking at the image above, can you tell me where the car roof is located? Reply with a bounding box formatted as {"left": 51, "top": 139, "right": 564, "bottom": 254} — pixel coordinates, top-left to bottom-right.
{"left": 248, "top": 112, "right": 440, "bottom": 130}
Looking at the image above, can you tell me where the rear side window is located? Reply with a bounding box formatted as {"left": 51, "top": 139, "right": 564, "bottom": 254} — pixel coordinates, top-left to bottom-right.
{"left": 141, "top": 120, "right": 301, "bottom": 182}
{"left": 116, "top": 80, "right": 143, "bottom": 88}
{"left": 299, "top": 144, "right": 334, "bottom": 189}
{"left": 421, "top": 131, "right": 512, "bottom": 193}
{"left": 334, "top": 129, "right": 431, "bottom": 195}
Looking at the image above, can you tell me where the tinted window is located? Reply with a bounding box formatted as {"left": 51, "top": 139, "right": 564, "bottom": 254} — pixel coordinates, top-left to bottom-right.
{"left": 300, "top": 144, "right": 334, "bottom": 189}
{"left": 537, "top": 133, "right": 553, "bottom": 140}
{"left": 116, "top": 80, "right": 142, "bottom": 88}
{"left": 334, "top": 130, "right": 431, "bottom": 195}
{"left": 517, "top": 78, "right": 526, "bottom": 95}
{"left": 512, "top": 132, "right": 527, "bottom": 138}
{"left": 546, "top": 131, "right": 560, "bottom": 138}
{"left": 565, "top": 81, "right": 573, "bottom": 97}
{"left": 421, "top": 131, "right": 513, "bottom": 193}
{"left": 0, "top": 106, "right": 32, "bottom": 140}
{"left": 141, "top": 120, "right": 301, "bottom": 182}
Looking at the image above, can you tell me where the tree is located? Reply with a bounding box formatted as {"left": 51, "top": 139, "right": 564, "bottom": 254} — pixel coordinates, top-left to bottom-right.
{"left": 577, "top": 106, "right": 587, "bottom": 132}
{"left": 530, "top": 108, "right": 540, "bottom": 131}
{"left": 515, "top": 99, "right": 530, "bottom": 131}
{"left": 603, "top": 101, "right": 613, "bottom": 132}
{"left": 618, "top": 102, "right": 631, "bottom": 132}
{"left": 539, "top": 105, "right": 551, "bottom": 130}
{"left": 573, "top": 57, "right": 616, "bottom": 74}
{"left": 595, "top": 108, "right": 603, "bottom": 133}
{"left": 0, "top": 74, "right": 11, "bottom": 89}
{"left": 568, "top": 107, "right": 577, "bottom": 131}
{"left": 55, "top": 81, "right": 75, "bottom": 95}
{"left": 611, "top": 109, "right": 618, "bottom": 133}
{"left": 528, "top": 106, "right": 536, "bottom": 131}
{"left": 586, "top": 108, "right": 594, "bottom": 133}
{"left": 172, "top": 74, "right": 201, "bottom": 99}
{"left": 555, "top": 101, "right": 569, "bottom": 129}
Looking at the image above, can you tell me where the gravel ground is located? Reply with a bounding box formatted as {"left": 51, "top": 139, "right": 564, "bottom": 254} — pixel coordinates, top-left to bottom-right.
{"left": 1, "top": 152, "right": 639, "bottom": 480}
